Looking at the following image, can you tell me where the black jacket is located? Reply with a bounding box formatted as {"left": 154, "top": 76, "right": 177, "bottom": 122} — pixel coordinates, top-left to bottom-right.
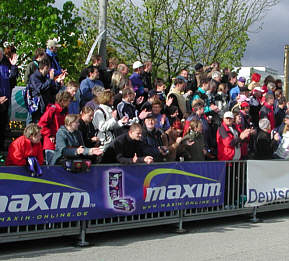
{"left": 102, "top": 133, "right": 153, "bottom": 164}
{"left": 254, "top": 130, "right": 278, "bottom": 160}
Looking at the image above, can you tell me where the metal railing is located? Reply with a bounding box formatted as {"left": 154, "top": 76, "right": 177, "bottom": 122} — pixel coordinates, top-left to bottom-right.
{"left": 1, "top": 161, "right": 289, "bottom": 244}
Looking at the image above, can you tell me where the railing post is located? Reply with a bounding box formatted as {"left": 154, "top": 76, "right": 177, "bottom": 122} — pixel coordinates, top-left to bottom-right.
{"left": 77, "top": 221, "right": 89, "bottom": 247}
{"left": 250, "top": 207, "right": 261, "bottom": 223}
{"left": 176, "top": 210, "right": 186, "bottom": 233}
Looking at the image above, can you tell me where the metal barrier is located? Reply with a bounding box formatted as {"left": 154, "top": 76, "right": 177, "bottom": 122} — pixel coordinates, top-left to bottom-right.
{"left": 1, "top": 161, "right": 289, "bottom": 244}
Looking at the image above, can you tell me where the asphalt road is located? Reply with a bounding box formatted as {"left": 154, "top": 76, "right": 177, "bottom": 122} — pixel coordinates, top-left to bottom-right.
{"left": 1, "top": 210, "right": 289, "bottom": 261}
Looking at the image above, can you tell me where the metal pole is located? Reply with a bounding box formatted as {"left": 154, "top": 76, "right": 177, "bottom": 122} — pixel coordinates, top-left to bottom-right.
{"left": 98, "top": 0, "right": 108, "bottom": 68}
{"left": 77, "top": 221, "right": 89, "bottom": 247}
{"left": 176, "top": 210, "right": 186, "bottom": 233}
{"left": 284, "top": 45, "right": 289, "bottom": 100}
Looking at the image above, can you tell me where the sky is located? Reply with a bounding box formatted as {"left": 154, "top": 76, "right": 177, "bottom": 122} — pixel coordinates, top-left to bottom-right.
{"left": 57, "top": 0, "right": 288, "bottom": 74}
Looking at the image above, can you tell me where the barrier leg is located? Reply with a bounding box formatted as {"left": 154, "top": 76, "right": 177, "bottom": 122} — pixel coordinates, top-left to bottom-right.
{"left": 77, "top": 221, "right": 89, "bottom": 247}
{"left": 250, "top": 207, "right": 262, "bottom": 223}
{"left": 176, "top": 210, "right": 186, "bottom": 233}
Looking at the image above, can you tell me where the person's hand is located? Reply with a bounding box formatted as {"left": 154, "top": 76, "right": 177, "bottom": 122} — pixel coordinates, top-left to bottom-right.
{"left": 61, "top": 69, "right": 68, "bottom": 76}
{"left": 136, "top": 96, "right": 144, "bottom": 105}
{"left": 9, "top": 53, "right": 18, "bottom": 65}
{"left": 55, "top": 72, "right": 66, "bottom": 83}
{"left": 120, "top": 115, "right": 129, "bottom": 124}
{"left": 144, "top": 88, "right": 149, "bottom": 93}
{"left": 0, "top": 96, "right": 8, "bottom": 104}
{"left": 186, "top": 139, "right": 195, "bottom": 146}
{"left": 132, "top": 153, "right": 138, "bottom": 163}
{"left": 250, "top": 128, "right": 256, "bottom": 135}
{"left": 144, "top": 156, "right": 154, "bottom": 164}
{"left": 176, "top": 137, "right": 182, "bottom": 144}
{"left": 166, "top": 97, "right": 173, "bottom": 107}
{"left": 139, "top": 109, "right": 151, "bottom": 120}
{"left": 91, "top": 136, "right": 99, "bottom": 142}
{"left": 274, "top": 132, "right": 280, "bottom": 141}
{"left": 112, "top": 110, "right": 118, "bottom": 119}
{"left": 49, "top": 69, "right": 55, "bottom": 80}
{"left": 240, "top": 129, "right": 251, "bottom": 140}
{"left": 49, "top": 136, "right": 55, "bottom": 144}
{"left": 160, "top": 114, "right": 166, "bottom": 126}
{"left": 90, "top": 147, "right": 103, "bottom": 156}
{"left": 210, "top": 104, "right": 219, "bottom": 112}
{"left": 77, "top": 146, "right": 85, "bottom": 155}
{"left": 186, "top": 90, "right": 193, "bottom": 96}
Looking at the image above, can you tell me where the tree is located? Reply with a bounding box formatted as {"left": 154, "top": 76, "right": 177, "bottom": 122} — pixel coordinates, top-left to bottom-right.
{"left": 0, "top": 0, "right": 81, "bottom": 83}
{"left": 82, "top": 0, "right": 279, "bottom": 82}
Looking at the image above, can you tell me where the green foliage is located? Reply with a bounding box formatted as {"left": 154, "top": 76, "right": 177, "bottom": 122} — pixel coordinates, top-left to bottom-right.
{"left": 82, "top": 0, "right": 278, "bottom": 82}
{"left": 0, "top": 0, "right": 81, "bottom": 84}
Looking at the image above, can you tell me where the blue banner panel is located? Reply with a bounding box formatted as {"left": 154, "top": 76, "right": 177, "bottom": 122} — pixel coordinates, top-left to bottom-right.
{"left": 0, "top": 162, "right": 225, "bottom": 227}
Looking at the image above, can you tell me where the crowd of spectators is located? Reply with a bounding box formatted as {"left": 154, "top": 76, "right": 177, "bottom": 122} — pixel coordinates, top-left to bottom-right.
{"left": 1, "top": 40, "right": 288, "bottom": 167}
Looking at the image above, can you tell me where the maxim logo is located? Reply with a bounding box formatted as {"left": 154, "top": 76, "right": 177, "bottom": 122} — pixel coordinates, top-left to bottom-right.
{"left": 145, "top": 183, "right": 221, "bottom": 202}
{"left": 0, "top": 192, "right": 91, "bottom": 213}
{"left": 143, "top": 168, "right": 222, "bottom": 202}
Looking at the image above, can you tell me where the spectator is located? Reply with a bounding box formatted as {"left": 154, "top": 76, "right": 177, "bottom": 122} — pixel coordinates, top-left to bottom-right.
{"left": 140, "top": 89, "right": 158, "bottom": 111}
{"left": 167, "top": 76, "right": 187, "bottom": 119}
{"left": 105, "top": 57, "right": 119, "bottom": 89}
{"left": 248, "top": 73, "right": 261, "bottom": 91}
{"left": 27, "top": 58, "right": 64, "bottom": 123}
{"left": 111, "top": 70, "right": 126, "bottom": 94}
{"left": 274, "top": 96, "right": 287, "bottom": 129}
{"left": 24, "top": 48, "right": 46, "bottom": 84}
{"left": 162, "top": 120, "right": 183, "bottom": 161}
{"left": 78, "top": 106, "right": 100, "bottom": 148}
{"left": 51, "top": 114, "right": 103, "bottom": 165}
{"left": 4, "top": 45, "right": 19, "bottom": 91}
{"left": 85, "top": 84, "right": 104, "bottom": 111}
{"left": 64, "top": 81, "right": 80, "bottom": 114}
{"left": 102, "top": 123, "right": 154, "bottom": 164}
{"left": 0, "top": 47, "right": 18, "bottom": 151}
{"left": 216, "top": 111, "right": 250, "bottom": 161}
{"left": 249, "top": 87, "right": 263, "bottom": 128}
{"left": 260, "top": 93, "right": 275, "bottom": 132}
{"left": 45, "top": 39, "right": 64, "bottom": 77}
{"left": 141, "top": 113, "right": 167, "bottom": 161}
{"left": 130, "top": 61, "right": 145, "bottom": 97}
{"left": 151, "top": 99, "right": 170, "bottom": 131}
{"left": 255, "top": 118, "right": 279, "bottom": 160}
{"left": 177, "top": 119, "right": 206, "bottom": 161}
{"left": 262, "top": 75, "right": 275, "bottom": 94}
{"left": 194, "top": 63, "right": 206, "bottom": 90}
{"left": 215, "top": 83, "right": 229, "bottom": 118}
{"left": 154, "top": 78, "right": 167, "bottom": 102}
{"left": 6, "top": 123, "right": 44, "bottom": 166}
{"left": 79, "top": 54, "right": 103, "bottom": 84}
{"left": 166, "top": 105, "right": 180, "bottom": 126}
{"left": 274, "top": 115, "right": 289, "bottom": 159}
{"left": 38, "top": 91, "right": 72, "bottom": 165}
{"left": 210, "top": 70, "right": 222, "bottom": 94}
{"left": 141, "top": 61, "right": 153, "bottom": 91}
{"left": 92, "top": 90, "right": 129, "bottom": 150}
{"left": 79, "top": 66, "right": 104, "bottom": 108}
{"left": 230, "top": 77, "right": 246, "bottom": 101}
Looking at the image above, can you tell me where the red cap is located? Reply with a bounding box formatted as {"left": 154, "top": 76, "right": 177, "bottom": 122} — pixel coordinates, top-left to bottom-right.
{"left": 241, "top": 101, "right": 249, "bottom": 108}
{"left": 251, "top": 73, "right": 261, "bottom": 83}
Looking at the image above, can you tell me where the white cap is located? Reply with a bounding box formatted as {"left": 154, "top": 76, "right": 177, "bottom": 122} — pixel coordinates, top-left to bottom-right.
{"left": 132, "top": 61, "right": 143, "bottom": 70}
{"left": 47, "top": 39, "right": 61, "bottom": 48}
{"left": 223, "top": 111, "right": 234, "bottom": 119}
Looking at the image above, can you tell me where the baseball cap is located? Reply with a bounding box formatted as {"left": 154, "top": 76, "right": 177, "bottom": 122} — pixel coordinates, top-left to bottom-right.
{"left": 241, "top": 101, "right": 250, "bottom": 108}
{"left": 47, "top": 39, "right": 61, "bottom": 48}
{"left": 175, "top": 75, "right": 188, "bottom": 83}
{"left": 132, "top": 61, "right": 143, "bottom": 70}
{"left": 238, "top": 77, "right": 246, "bottom": 83}
{"left": 144, "top": 113, "right": 155, "bottom": 120}
{"left": 223, "top": 111, "right": 234, "bottom": 119}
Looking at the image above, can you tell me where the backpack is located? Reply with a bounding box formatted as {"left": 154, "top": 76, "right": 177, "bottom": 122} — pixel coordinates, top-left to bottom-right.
{"left": 23, "top": 86, "right": 40, "bottom": 114}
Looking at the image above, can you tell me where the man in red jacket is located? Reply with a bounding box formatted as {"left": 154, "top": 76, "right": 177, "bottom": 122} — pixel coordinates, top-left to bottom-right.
{"left": 6, "top": 124, "right": 44, "bottom": 166}
{"left": 217, "top": 111, "right": 250, "bottom": 161}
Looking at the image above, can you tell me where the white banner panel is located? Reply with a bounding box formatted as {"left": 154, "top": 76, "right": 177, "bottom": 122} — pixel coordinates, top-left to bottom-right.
{"left": 10, "top": 86, "right": 28, "bottom": 121}
{"left": 245, "top": 160, "right": 289, "bottom": 207}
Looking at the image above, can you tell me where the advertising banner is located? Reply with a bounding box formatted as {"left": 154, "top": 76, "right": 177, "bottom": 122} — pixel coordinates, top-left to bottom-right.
{"left": 10, "top": 86, "right": 28, "bottom": 121}
{"left": 245, "top": 160, "right": 289, "bottom": 207}
{"left": 0, "top": 162, "right": 225, "bottom": 227}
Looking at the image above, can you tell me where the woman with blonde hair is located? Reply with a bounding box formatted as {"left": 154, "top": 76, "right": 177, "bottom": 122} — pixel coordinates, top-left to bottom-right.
{"left": 92, "top": 90, "right": 128, "bottom": 150}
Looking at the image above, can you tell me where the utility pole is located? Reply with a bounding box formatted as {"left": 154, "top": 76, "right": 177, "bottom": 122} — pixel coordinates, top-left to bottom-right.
{"left": 284, "top": 45, "right": 289, "bottom": 99}
{"left": 98, "top": 0, "right": 108, "bottom": 68}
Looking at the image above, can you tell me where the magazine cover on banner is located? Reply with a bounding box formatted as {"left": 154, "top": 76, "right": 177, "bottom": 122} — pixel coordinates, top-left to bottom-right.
{"left": 245, "top": 160, "right": 289, "bottom": 207}
{"left": 0, "top": 162, "right": 225, "bottom": 227}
